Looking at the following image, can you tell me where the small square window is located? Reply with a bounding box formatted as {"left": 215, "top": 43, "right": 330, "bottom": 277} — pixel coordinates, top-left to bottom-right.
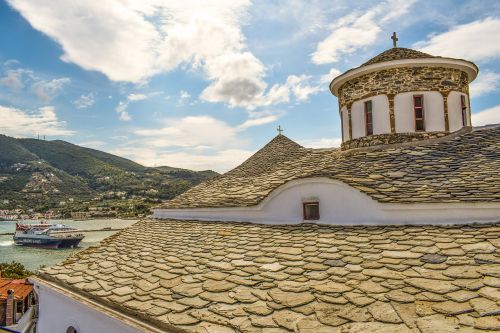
{"left": 303, "top": 202, "right": 320, "bottom": 220}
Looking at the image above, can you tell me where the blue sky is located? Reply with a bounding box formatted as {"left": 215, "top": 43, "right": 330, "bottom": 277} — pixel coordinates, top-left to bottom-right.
{"left": 1, "top": 0, "right": 500, "bottom": 172}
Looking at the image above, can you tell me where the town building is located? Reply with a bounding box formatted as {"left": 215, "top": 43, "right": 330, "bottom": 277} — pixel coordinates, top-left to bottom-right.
{"left": 31, "top": 40, "right": 500, "bottom": 332}
{"left": 0, "top": 279, "right": 35, "bottom": 332}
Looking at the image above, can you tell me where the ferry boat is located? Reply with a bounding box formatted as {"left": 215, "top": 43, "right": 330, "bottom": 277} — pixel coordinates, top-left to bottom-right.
{"left": 13, "top": 221, "right": 85, "bottom": 249}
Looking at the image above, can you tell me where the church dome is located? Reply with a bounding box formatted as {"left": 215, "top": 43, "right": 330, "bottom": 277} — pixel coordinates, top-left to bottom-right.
{"left": 361, "top": 47, "right": 435, "bottom": 67}
{"left": 329, "top": 37, "right": 479, "bottom": 150}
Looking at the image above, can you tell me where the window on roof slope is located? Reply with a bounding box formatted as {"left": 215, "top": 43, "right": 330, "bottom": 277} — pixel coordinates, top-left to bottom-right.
{"left": 303, "top": 202, "right": 320, "bottom": 220}
{"left": 461, "top": 95, "right": 468, "bottom": 126}
{"left": 413, "top": 95, "right": 425, "bottom": 131}
{"left": 365, "top": 100, "right": 373, "bottom": 136}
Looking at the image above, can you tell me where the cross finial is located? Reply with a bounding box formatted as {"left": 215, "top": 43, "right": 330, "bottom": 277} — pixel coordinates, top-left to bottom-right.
{"left": 391, "top": 32, "right": 398, "bottom": 48}
{"left": 277, "top": 125, "right": 283, "bottom": 135}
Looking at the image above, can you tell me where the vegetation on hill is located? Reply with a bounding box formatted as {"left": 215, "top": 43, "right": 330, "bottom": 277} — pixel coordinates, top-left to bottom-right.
{"left": 0, "top": 135, "right": 218, "bottom": 216}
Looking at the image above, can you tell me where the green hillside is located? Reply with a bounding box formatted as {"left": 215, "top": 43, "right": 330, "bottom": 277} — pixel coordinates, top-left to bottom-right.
{"left": 0, "top": 135, "right": 218, "bottom": 215}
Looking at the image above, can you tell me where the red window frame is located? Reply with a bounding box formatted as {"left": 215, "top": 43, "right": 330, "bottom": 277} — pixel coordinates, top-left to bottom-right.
{"left": 461, "top": 95, "right": 468, "bottom": 126}
{"left": 303, "top": 202, "right": 320, "bottom": 220}
{"left": 413, "top": 95, "right": 425, "bottom": 131}
{"left": 364, "top": 100, "right": 373, "bottom": 136}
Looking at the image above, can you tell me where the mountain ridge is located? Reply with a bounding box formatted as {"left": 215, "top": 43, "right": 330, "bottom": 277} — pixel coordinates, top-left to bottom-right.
{"left": 0, "top": 134, "right": 218, "bottom": 213}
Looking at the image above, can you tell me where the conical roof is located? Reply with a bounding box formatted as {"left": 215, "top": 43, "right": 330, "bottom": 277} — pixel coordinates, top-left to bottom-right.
{"left": 361, "top": 47, "right": 435, "bottom": 67}
{"left": 227, "top": 134, "right": 305, "bottom": 177}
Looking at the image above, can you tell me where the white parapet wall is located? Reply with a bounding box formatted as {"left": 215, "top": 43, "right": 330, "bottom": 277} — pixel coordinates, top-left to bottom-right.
{"left": 32, "top": 278, "right": 166, "bottom": 333}
{"left": 153, "top": 178, "right": 500, "bottom": 225}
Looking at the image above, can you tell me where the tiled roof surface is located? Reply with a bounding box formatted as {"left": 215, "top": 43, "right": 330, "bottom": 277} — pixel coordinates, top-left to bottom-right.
{"left": 361, "top": 47, "right": 435, "bottom": 67}
{"left": 159, "top": 126, "right": 500, "bottom": 209}
{"left": 40, "top": 219, "right": 500, "bottom": 332}
{"left": 0, "top": 278, "right": 33, "bottom": 300}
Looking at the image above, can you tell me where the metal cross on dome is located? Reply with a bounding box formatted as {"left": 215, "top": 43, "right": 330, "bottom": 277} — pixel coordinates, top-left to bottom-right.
{"left": 277, "top": 125, "right": 283, "bottom": 135}
{"left": 391, "top": 32, "right": 398, "bottom": 48}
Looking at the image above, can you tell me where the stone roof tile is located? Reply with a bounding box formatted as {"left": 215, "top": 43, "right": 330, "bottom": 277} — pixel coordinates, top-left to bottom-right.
{"left": 159, "top": 126, "right": 500, "bottom": 209}
{"left": 39, "top": 219, "right": 500, "bottom": 332}
{"left": 361, "top": 47, "right": 435, "bottom": 67}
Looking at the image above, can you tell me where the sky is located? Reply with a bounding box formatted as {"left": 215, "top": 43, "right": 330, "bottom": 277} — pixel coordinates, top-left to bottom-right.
{"left": 1, "top": 0, "right": 500, "bottom": 172}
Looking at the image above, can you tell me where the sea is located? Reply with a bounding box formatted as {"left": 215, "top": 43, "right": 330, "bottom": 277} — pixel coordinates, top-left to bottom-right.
{"left": 0, "top": 219, "right": 138, "bottom": 271}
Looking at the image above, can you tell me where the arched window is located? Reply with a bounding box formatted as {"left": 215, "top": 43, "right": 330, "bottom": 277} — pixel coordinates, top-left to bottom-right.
{"left": 66, "top": 326, "right": 78, "bottom": 333}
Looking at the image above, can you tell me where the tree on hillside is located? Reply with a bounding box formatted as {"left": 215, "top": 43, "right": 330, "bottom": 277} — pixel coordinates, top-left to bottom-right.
{"left": 0, "top": 261, "right": 34, "bottom": 279}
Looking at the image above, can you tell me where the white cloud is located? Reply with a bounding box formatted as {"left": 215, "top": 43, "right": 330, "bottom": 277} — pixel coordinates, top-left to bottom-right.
{"left": 470, "top": 71, "right": 500, "bottom": 97}
{"left": 0, "top": 105, "right": 73, "bottom": 137}
{"left": 113, "top": 114, "right": 267, "bottom": 171}
{"left": 311, "top": 0, "right": 416, "bottom": 64}
{"left": 116, "top": 101, "right": 131, "bottom": 121}
{"left": 320, "top": 68, "right": 342, "bottom": 84}
{"left": 134, "top": 115, "right": 241, "bottom": 149}
{"left": 7, "top": 0, "right": 319, "bottom": 111}
{"left": 7, "top": 0, "right": 273, "bottom": 109}
{"left": 31, "top": 77, "right": 70, "bottom": 102}
{"left": 0, "top": 69, "right": 30, "bottom": 90}
{"left": 285, "top": 75, "right": 322, "bottom": 101}
{"left": 178, "top": 90, "right": 191, "bottom": 104}
{"left": 127, "top": 93, "right": 148, "bottom": 101}
{"left": 471, "top": 105, "right": 500, "bottom": 126}
{"left": 415, "top": 18, "right": 500, "bottom": 62}
{"left": 7, "top": 0, "right": 161, "bottom": 83}
{"left": 237, "top": 115, "right": 279, "bottom": 130}
{"left": 298, "top": 137, "right": 342, "bottom": 148}
{"left": 73, "top": 93, "right": 95, "bottom": 109}
{"left": 111, "top": 146, "right": 252, "bottom": 172}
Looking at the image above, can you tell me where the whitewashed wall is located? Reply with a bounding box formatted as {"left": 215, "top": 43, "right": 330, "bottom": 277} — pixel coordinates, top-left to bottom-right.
{"left": 448, "top": 91, "right": 469, "bottom": 132}
{"left": 350, "top": 95, "right": 390, "bottom": 139}
{"left": 341, "top": 106, "right": 349, "bottom": 142}
{"left": 394, "top": 91, "right": 445, "bottom": 132}
{"left": 34, "top": 281, "right": 152, "bottom": 333}
{"left": 372, "top": 95, "right": 390, "bottom": 135}
{"left": 154, "top": 178, "right": 500, "bottom": 225}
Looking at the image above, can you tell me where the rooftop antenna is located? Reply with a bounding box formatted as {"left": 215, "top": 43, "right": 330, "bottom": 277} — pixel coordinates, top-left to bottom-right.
{"left": 391, "top": 32, "right": 399, "bottom": 48}
{"left": 277, "top": 125, "right": 283, "bottom": 135}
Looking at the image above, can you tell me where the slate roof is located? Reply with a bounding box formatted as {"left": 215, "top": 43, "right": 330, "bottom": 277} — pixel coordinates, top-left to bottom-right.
{"left": 361, "top": 47, "right": 435, "bottom": 67}
{"left": 39, "top": 219, "right": 500, "bottom": 332}
{"left": 158, "top": 126, "right": 500, "bottom": 209}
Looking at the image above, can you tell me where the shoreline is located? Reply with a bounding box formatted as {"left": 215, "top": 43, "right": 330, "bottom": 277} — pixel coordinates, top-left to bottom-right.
{"left": 0, "top": 216, "right": 142, "bottom": 222}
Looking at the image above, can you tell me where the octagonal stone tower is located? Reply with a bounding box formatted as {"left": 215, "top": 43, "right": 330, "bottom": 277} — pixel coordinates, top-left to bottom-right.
{"left": 330, "top": 45, "right": 478, "bottom": 150}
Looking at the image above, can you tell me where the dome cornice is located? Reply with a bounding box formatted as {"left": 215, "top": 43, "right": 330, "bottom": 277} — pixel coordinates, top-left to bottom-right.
{"left": 330, "top": 57, "right": 479, "bottom": 97}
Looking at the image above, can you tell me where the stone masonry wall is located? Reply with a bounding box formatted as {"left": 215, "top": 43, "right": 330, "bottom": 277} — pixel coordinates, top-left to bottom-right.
{"left": 338, "top": 66, "right": 469, "bottom": 108}
{"left": 341, "top": 132, "right": 449, "bottom": 150}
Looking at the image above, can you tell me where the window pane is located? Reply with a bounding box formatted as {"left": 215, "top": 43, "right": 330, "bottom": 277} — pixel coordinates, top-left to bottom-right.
{"left": 304, "top": 203, "right": 319, "bottom": 220}
{"left": 414, "top": 96, "right": 422, "bottom": 107}
{"left": 416, "top": 119, "right": 425, "bottom": 131}
{"left": 365, "top": 100, "right": 372, "bottom": 112}
{"left": 415, "top": 108, "right": 423, "bottom": 119}
{"left": 367, "top": 124, "right": 373, "bottom": 135}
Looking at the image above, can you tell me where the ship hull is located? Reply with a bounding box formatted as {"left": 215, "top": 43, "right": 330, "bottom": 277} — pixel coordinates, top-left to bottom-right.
{"left": 13, "top": 236, "right": 83, "bottom": 249}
